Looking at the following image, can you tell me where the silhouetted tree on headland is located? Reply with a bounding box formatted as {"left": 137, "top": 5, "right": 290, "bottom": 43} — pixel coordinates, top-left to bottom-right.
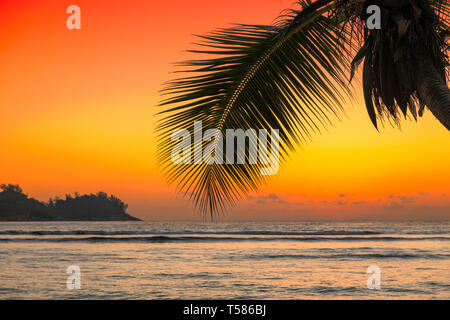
{"left": 0, "top": 184, "right": 23, "bottom": 194}
{"left": 47, "top": 191, "right": 135, "bottom": 221}
{"left": 0, "top": 185, "right": 140, "bottom": 221}
{"left": 0, "top": 184, "right": 56, "bottom": 220}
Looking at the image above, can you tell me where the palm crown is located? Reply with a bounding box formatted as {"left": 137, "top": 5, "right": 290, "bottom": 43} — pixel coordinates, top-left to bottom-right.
{"left": 157, "top": 0, "right": 449, "bottom": 217}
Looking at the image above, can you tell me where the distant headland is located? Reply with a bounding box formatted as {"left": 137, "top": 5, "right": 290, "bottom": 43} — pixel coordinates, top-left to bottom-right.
{"left": 0, "top": 184, "right": 141, "bottom": 221}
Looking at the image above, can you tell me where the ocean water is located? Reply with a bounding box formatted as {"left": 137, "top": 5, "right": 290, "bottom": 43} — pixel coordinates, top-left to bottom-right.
{"left": 0, "top": 221, "right": 449, "bottom": 300}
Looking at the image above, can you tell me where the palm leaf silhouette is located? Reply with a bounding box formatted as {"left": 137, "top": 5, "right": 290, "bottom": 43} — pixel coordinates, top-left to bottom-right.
{"left": 157, "top": 0, "right": 449, "bottom": 217}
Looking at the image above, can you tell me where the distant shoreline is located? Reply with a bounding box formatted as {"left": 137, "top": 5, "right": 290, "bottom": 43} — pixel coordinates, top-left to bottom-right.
{"left": 0, "top": 218, "right": 142, "bottom": 222}
{"left": 0, "top": 184, "right": 141, "bottom": 222}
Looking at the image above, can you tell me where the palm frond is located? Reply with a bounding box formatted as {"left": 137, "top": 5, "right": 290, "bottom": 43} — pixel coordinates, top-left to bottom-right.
{"left": 344, "top": 0, "right": 450, "bottom": 128}
{"left": 157, "top": 0, "right": 352, "bottom": 217}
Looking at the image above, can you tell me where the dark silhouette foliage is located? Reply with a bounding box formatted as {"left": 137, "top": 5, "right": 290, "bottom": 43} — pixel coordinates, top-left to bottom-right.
{"left": 0, "top": 185, "right": 140, "bottom": 221}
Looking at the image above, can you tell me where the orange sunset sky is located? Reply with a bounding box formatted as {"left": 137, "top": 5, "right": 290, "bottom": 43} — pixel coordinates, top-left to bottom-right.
{"left": 0, "top": 0, "right": 449, "bottom": 220}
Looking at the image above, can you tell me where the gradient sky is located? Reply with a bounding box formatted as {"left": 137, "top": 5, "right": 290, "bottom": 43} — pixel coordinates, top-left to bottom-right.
{"left": 0, "top": 0, "right": 449, "bottom": 220}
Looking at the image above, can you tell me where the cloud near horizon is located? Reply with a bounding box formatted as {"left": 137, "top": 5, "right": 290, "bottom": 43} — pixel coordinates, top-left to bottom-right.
{"left": 237, "top": 191, "right": 450, "bottom": 220}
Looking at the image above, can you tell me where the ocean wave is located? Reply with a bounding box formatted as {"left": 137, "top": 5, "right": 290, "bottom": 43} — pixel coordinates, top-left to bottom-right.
{"left": 0, "top": 235, "right": 449, "bottom": 243}
{"left": 242, "top": 253, "right": 450, "bottom": 260}
{"left": 0, "top": 230, "right": 383, "bottom": 236}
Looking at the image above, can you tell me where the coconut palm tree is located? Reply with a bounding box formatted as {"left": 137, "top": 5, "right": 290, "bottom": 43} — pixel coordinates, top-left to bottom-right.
{"left": 157, "top": 0, "right": 449, "bottom": 216}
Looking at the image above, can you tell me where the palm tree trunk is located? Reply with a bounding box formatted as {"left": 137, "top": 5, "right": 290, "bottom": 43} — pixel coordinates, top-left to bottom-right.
{"left": 417, "top": 64, "right": 450, "bottom": 130}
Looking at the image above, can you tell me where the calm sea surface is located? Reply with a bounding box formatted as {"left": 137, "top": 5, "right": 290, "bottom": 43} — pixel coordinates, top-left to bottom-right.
{"left": 0, "top": 221, "right": 449, "bottom": 299}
